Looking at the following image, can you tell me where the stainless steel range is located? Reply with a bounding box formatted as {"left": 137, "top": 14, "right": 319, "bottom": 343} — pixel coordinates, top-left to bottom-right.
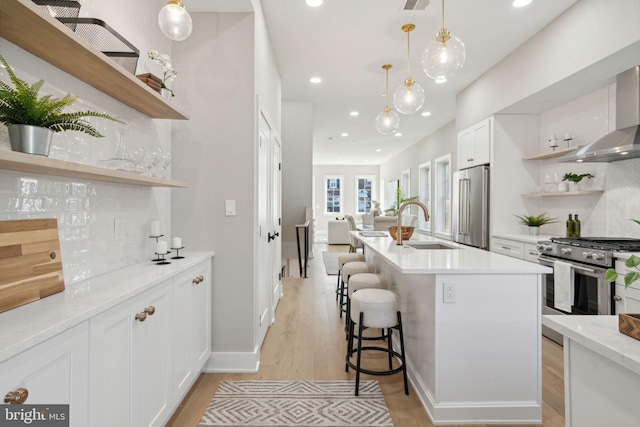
{"left": 536, "top": 237, "right": 640, "bottom": 345}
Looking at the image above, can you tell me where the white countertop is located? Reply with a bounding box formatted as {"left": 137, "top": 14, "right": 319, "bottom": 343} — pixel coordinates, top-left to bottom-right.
{"left": 353, "top": 232, "right": 551, "bottom": 274}
{"left": 542, "top": 315, "right": 640, "bottom": 376}
{"left": 0, "top": 252, "right": 214, "bottom": 364}
{"left": 492, "top": 233, "right": 555, "bottom": 244}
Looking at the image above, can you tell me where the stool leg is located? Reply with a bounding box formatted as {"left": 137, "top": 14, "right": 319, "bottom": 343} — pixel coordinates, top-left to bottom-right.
{"left": 355, "top": 311, "right": 364, "bottom": 397}
{"left": 346, "top": 314, "right": 355, "bottom": 372}
{"left": 397, "top": 311, "right": 409, "bottom": 395}
{"left": 387, "top": 327, "right": 393, "bottom": 370}
{"left": 335, "top": 269, "right": 341, "bottom": 301}
{"left": 339, "top": 275, "right": 349, "bottom": 318}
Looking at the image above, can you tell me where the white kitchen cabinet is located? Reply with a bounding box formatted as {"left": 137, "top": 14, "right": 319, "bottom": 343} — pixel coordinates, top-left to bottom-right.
{"left": 0, "top": 323, "right": 89, "bottom": 426}
{"left": 172, "top": 262, "right": 212, "bottom": 403}
{"left": 457, "top": 118, "right": 491, "bottom": 169}
{"left": 491, "top": 236, "right": 525, "bottom": 259}
{"left": 524, "top": 243, "right": 540, "bottom": 262}
{"left": 614, "top": 258, "right": 640, "bottom": 313}
{"left": 89, "top": 280, "right": 172, "bottom": 427}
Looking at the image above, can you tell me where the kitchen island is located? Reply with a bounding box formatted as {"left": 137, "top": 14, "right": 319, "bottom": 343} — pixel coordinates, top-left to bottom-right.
{"left": 353, "top": 232, "right": 551, "bottom": 425}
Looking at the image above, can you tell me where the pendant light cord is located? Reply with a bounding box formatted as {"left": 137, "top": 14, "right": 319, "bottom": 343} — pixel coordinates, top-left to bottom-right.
{"left": 441, "top": 0, "right": 445, "bottom": 28}
{"left": 406, "top": 30, "right": 411, "bottom": 77}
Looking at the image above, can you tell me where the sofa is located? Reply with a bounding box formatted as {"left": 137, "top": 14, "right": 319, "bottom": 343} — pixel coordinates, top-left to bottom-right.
{"left": 327, "top": 219, "right": 350, "bottom": 244}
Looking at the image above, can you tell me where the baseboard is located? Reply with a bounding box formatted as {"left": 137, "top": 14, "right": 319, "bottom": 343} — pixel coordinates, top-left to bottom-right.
{"left": 203, "top": 349, "right": 260, "bottom": 373}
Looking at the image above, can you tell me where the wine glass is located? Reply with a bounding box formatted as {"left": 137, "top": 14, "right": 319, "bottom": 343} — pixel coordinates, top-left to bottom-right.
{"left": 128, "top": 145, "right": 146, "bottom": 174}
{"left": 147, "top": 145, "right": 163, "bottom": 177}
{"left": 159, "top": 151, "right": 172, "bottom": 178}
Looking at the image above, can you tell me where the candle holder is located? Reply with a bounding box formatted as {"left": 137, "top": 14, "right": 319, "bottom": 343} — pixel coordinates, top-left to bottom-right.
{"left": 171, "top": 246, "right": 185, "bottom": 259}
{"left": 563, "top": 136, "right": 573, "bottom": 148}
{"left": 150, "top": 235, "right": 164, "bottom": 261}
{"left": 154, "top": 252, "right": 171, "bottom": 265}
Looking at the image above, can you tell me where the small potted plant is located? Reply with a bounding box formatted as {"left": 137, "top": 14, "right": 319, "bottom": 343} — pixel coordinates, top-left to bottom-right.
{"left": 0, "top": 54, "right": 121, "bottom": 156}
{"left": 514, "top": 213, "right": 558, "bottom": 236}
{"left": 562, "top": 172, "right": 594, "bottom": 191}
{"left": 148, "top": 51, "right": 177, "bottom": 100}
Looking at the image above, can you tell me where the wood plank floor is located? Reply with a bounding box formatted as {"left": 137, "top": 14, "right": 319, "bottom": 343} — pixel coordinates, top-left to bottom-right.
{"left": 166, "top": 243, "right": 565, "bottom": 427}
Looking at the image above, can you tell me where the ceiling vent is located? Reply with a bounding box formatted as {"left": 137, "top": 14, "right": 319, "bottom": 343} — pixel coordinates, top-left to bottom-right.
{"left": 403, "top": 0, "right": 430, "bottom": 11}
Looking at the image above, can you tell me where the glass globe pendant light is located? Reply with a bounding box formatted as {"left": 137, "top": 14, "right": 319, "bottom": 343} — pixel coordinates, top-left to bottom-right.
{"left": 158, "top": 0, "right": 193, "bottom": 42}
{"left": 421, "top": 0, "right": 466, "bottom": 81}
{"left": 393, "top": 24, "right": 425, "bottom": 115}
{"left": 375, "top": 64, "right": 400, "bottom": 135}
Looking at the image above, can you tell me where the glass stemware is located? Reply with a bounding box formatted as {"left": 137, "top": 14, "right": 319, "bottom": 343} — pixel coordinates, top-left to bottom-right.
{"left": 147, "top": 145, "right": 164, "bottom": 177}
{"left": 160, "top": 151, "right": 172, "bottom": 179}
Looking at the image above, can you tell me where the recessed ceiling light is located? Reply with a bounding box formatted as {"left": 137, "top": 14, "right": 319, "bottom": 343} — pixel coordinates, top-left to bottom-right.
{"left": 375, "top": 149, "right": 382, "bottom": 152}
{"left": 341, "top": 132, "right": 348, "bottom": 137}
{"left": 306, "top": 0, "right": 323, "bottom": 7}
{"left": 350, "top": 111, "right": 359, "bottom": 117}
{"left": 421, "top": 111, "right": 432, "bottom": 117}
{"left": 435, "top": 77, "right": 447, "bottom": 84}
{"left": 512, "top": 0, "right": 532, "bottom": 7}
{"left": 395, "top": 132, "right": 402, "bottom": 137}
{"left": 309, "top": 76, "right": 322, "bottom": 84}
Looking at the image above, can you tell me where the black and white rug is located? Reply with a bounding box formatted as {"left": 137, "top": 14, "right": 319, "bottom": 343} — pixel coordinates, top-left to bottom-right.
{"left": 198, "top": 380, "right": 393, "bottom": 426}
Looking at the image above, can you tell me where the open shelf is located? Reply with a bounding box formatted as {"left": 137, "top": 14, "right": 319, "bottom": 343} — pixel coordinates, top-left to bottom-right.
{"left": 522, "top": 145, "right": 582, "bottom": 160}
{"left": 522, "top": 190, "right": 603, "bottom": 198}
{"left": 0, "top": 150, "right": 188, "bottom": 188}
{"left": 0, "top": 0, "right": 188, "bottom": 120}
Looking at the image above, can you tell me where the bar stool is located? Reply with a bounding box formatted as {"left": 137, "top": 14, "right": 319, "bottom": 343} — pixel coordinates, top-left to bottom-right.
{"left": 339, "top": 261, "right": 374, "bottom": 318}
{"left": 345, "top": 273, "right": 387, "bottom": 338}
{"left": 346, "top": 288, "right": 408, "bottom": 396}
{"left": 336, "top": 253, "right": 365, "bottom": 301}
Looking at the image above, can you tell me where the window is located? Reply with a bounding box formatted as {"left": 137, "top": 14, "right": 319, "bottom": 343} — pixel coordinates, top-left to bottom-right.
{"left": 401, "top": 169, "right": 410, "bottom": 199}
{"left": 355, "top": 176, "right": 374, "bottom": 214}
{"left": 434, "top": 154, "right": 451, "bottom": 237}
{"left": 418, "top": 161, "right": 431, "bottom": 232}
{"left": 324, "top": 176, "right": 342, "bottom": 214}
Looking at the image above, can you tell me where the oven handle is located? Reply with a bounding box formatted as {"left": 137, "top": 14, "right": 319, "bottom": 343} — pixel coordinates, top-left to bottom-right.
{"left": 537, "top": 255, "right": 602, "bottom": 274}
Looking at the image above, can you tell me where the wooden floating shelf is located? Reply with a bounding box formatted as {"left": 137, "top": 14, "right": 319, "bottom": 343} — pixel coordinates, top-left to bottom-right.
{"left": 0, "top": 0, "right": 188, "bottom": 120}
{"left": 522, "top": 146, "right": 583, "bottom": 160}
{"left": 521, "top": 190, "right": 603, "bottom": 198}
{"left": 0, "top": 150, "right": 188, "bottom": 188}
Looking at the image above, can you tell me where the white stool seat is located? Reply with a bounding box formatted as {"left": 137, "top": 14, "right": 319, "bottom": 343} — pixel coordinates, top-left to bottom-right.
{"left": 342, "top": 262, "right": 374, "bottom": 280}
{"left": 348, "top": 274, "right": 387, "bottom": 297}
{"left": 350, "top": 289, "right": 398, "bottom": 329}
{"left": 338, "top": 253, "right": 365, "bottom": 271}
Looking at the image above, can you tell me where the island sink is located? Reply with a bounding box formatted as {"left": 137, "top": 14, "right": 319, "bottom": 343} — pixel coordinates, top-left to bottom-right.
{"left": 404, "top": 242, "right": 459, "bottom": 250}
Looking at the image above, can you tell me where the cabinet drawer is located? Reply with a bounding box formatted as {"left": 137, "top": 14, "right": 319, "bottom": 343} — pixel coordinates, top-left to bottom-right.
{"left": 491, "top": 238, "right": 524, "bottom": 259}
{"left": 524, "top": 243, "right": 540, "bottom": 262}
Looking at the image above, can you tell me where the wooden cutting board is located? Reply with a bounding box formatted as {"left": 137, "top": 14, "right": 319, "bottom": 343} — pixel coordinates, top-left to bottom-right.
{"left": 0, "top": 219, "right": 65, "bottom": 313}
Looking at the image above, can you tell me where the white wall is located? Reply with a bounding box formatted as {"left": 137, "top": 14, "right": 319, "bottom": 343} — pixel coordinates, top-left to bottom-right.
{"left": 281, "top": 102, "right": 313, "bottom": 259}
{"left": 312, "top": 164, "right": 379, "bottom": 235}
{"left": 0, "top": 0, "right": 172, "bottom": 284}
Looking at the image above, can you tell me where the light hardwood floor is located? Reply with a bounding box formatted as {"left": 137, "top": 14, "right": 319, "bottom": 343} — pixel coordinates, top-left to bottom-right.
{"left": 167, "top": 243, "right": 565, "bottom": 427}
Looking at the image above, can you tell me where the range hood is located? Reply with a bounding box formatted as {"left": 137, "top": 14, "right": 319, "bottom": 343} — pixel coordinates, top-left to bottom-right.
{"left": 560, "top": 66, "right": 640, "bottom": 163}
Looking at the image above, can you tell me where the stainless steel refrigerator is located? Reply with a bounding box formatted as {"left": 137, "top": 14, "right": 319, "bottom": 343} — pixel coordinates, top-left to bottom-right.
{"left": 452, "top": 164, "right": 490, "bottom": 250}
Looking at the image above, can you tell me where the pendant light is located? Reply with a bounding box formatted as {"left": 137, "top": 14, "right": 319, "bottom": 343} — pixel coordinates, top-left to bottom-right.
{"left": 158, "top": 0, "right": 193, "bottom": 42}
{"left": 375, "top": 65, "right": 400, "bottom": 135}
{"left": 393, "top": 24, "right": 425, "bottom": 115}
{"left": 421, "top": 0, "right": 466, "bottom": 81}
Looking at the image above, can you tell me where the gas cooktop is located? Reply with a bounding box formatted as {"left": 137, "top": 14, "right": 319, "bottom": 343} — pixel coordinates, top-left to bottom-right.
{"left": 549, "top": 237, "right": 640, "bottom": 252}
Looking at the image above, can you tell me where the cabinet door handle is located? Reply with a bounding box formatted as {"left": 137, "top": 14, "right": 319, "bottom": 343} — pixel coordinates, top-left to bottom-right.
{"left": 192, "top": 275, "right": 204, "bottom": 284}
{"left": 5, "top": 388, "right": 29, "bottom": 404}
{"left": 145, "top": 306, "right": 156, "bottom": 316}
{"left": 135, "top": 312, "right": 148, "bottom": 322}
{"left": 529, "top": 250, "right": 538, "bottom": 256}
{"left": 501, "top": 245, "right": 511, "bottom": 250}
{"left": 613, "top": 295, "right": 622, "bottom": 301}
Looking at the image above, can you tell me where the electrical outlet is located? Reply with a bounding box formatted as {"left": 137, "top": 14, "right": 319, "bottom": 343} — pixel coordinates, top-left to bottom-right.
{"left": 443, "top": 283, "right": 456, "bottom": 303}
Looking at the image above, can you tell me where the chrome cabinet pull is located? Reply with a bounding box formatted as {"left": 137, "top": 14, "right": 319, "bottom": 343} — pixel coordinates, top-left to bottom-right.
{"left": 5, "top": 388, "right": 29, "bottom": 404}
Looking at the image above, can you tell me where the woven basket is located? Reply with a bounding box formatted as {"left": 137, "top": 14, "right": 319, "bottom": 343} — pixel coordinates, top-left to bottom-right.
{"left": 619, "top": 313, "right": 640, "bottom": 341}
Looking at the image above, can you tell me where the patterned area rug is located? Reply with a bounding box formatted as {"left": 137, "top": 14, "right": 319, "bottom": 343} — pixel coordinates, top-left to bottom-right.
{"left": 198, "top": 380, "right": 393, "bottom": 426}
{"left": 321, "top": 252, "right": 340, "bottom": 275}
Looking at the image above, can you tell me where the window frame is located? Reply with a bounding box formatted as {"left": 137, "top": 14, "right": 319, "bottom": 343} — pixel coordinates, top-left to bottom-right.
{"left": 354, "top": 175, "right": 375, "bottom": 214}
{"left": 323, "top": 175, "right": 343, "bottom": 215}
{"left": 434, "top": 154, "right": 452, "bottom": 239}
{"left": 418, "top": 161, "right": 432, "bottom": 233}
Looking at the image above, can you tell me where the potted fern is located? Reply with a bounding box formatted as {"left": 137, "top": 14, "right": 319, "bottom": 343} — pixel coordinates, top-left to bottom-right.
{"left": 0, "top": 54, "right": 121, "bottom": 156}
{"left": 514, "top": 213, "right": 558, "bottom": 236}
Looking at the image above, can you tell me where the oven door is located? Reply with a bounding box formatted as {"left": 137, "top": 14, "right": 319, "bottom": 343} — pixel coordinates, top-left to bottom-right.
{"left": 538, "top": 255, "right": 613, "bottom": 316}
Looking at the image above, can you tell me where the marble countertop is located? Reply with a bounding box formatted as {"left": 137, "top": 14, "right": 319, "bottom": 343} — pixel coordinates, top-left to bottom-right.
{"left": 0, "top": 252, "right": 214, "bottom": 364}
{"left": 492, "top": 233, "right": 555, "bottom": 244}
{"left": 542, "top": 315, "right": 640, "bottom": 376}
{"left": 353, "top": 232, "right": 551, "bottom": 274}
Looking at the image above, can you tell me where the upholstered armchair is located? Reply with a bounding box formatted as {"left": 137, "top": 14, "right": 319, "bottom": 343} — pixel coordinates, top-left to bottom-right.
{"left": 345, "top": 215, "right": 363, "bottom": 253}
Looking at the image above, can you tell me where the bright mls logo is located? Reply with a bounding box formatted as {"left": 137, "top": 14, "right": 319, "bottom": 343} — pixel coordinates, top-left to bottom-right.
{"left": 0, "top": 405, "right": 69, "bottom": 426}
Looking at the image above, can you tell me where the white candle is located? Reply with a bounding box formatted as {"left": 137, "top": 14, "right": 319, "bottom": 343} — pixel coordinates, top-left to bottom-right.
{"left": 149, "top": 219, "right": 161, "bottom": 237}
{"left": 564, "top": 133, "right": 572, "bottom": 140}
{"left": 157, "top": 240, "right": 168, "bottom": 254}
{"left": 172, "top": 237, "right": 182, "bottom": 248}
{"left": 549, "top": 134, "right": 556, "bottom": 140}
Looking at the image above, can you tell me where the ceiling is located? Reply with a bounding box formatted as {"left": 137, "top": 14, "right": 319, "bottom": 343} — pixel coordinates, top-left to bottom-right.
{"left": 187, "top": 0, "right": 579, "bottom": 165}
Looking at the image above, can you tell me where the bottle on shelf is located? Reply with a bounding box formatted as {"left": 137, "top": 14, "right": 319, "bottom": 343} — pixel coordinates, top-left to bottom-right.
{"left": 574, "top": 214, "right": 581, "bottom": 238}
{"left": 566, "top": 214, "right": 575, "bottom": 237}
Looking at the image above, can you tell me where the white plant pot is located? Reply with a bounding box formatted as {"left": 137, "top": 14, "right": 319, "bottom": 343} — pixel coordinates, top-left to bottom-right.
{"left": 569, "top": 182, "right": 579, "bottom": 192}
{"left": 7, "top": 124, "right": 54, "bottom": 156}
{"left": 161, "top": 88, "right": 172, "bottom": 102}
{"left": 557, "top": 182, "right": 568, "bottom": 192}
{"left": 528, "top": 226, "right": 540, "bottom": 236}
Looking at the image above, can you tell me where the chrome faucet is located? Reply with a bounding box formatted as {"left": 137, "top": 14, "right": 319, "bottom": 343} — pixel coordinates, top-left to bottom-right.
{"left": 396, "top": 200, "right": 430, "bottom": 245}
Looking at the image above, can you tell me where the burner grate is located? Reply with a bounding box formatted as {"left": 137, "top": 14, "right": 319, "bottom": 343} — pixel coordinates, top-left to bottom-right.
{"left": 550, "top": 237, "right": 640, "bottom": 251}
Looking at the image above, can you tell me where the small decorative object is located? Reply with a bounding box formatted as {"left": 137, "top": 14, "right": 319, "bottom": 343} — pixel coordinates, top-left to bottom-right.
{"left": 514, "top": 213, "right": 558, "bottom": 236}
{"left": 557, "top": 182, "right": 568, "bottom": 192}
{"left": 171, "top": 237, "right": 184, "bottom": 259}
{"left": 563, "top": 133, "right": 573, "bottom": 148}
{"left": 154, "top": 240, "right": 171, "bottom": 265}
{"left": 0, "top": 54, "right": 121, "bottom": 156}
{"left": 149, "top": 219, "right": 161, "bottom": 237}
{"left": 562, "top": 172, "right": 594, "bottom": 191}
{"left": 148, "top": 51, "right": 177, "bottom": 99}
{"left": 136, "top": 73, "right": 162, "bottom": 93}
{"left": 618, "top": 313, "right": 640, "bottom": 341}
{"left": 548, "top": 134, "right": 559, "bottom": 150}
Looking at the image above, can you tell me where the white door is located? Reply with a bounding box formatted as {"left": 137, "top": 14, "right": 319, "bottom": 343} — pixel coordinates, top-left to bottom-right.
{"left": 257, "top": 112, "right": 271, "bottom": 347}
{"left": 270, "top": 134, "right": 282, "bottom": 321}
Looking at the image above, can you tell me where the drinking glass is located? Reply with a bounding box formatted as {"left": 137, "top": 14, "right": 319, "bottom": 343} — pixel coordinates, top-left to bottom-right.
{"left": 160, "top": 151, "right": 172, "bottom": 178}
{"left": 147, "top": 146, "right": 164, "bottom": 177}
